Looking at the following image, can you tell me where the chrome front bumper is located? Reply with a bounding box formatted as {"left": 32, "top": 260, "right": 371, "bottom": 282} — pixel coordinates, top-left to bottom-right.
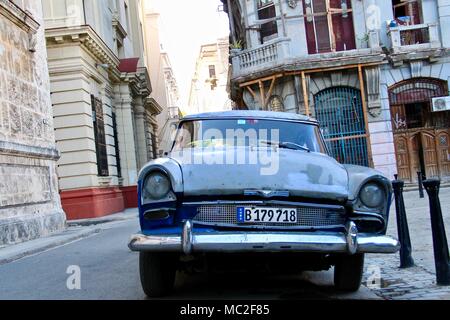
{"left": 128, "top": 221, "right": 400, "bottom": 255}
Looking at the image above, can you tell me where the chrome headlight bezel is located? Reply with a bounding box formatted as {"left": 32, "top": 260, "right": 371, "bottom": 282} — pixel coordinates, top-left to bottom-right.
{"left": 359, "top": 182, "right": 385, "bottom": 209}
{"left": 142, "top": 170, "right": 175, "bottom": 202}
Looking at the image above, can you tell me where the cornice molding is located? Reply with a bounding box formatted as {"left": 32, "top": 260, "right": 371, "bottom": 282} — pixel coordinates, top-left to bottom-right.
{"left": 145, "top": 97, "right": 163, "bottom": 116}
{"left": 45, "top": 25, "right": 121, "bottom": 81}
{"left": 0, "top": 0, "right": 40, "bottom": 33}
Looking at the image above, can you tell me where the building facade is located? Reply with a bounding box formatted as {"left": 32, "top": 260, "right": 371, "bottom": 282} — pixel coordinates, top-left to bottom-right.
{"left": 141, "top": 3, "right": 180, "bottom": 156}
{"left": 0, "top": 0, "right": 65, "bottom": 245}
{"left": 42, "top": 0, "right": 160, "bottom": 219}
{"left": 223, "top": 0, "right": 450, "bottom": 183}
{"left": 188, "top": 37, "right": 234, "bottom": 114}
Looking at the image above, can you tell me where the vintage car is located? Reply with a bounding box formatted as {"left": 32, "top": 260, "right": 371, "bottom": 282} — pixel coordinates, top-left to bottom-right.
{"left": 128, "top": 110, "right": 400, "bottom": 297}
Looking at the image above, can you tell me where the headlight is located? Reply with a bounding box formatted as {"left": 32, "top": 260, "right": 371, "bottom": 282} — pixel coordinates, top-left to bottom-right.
{"left": 143, "top": 172, "right": 171, "bottom": 200}
{"left": 359, "top": 183, "right": 385, "bottom": 208}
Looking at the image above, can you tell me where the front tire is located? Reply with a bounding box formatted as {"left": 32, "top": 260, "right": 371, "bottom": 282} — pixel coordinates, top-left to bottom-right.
{"left": 334, "top": 253, "right": 364, "bottom": 292}
{"left": 139, "top": 252, "right": 177, "bottom": 297}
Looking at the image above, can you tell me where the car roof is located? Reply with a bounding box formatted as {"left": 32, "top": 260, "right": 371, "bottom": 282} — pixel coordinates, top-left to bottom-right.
{"left": 181, "top": 110, "right": 317, "bottom": 123}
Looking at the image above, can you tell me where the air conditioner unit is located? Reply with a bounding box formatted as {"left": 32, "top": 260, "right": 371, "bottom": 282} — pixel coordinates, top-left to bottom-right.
{"left": 431, "top": 96, "right": 450, "bottom": 112}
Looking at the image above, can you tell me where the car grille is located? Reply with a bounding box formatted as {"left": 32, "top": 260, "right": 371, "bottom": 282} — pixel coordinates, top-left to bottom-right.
{"left": 193, "top": 204, "right": 346, "bottom": 229}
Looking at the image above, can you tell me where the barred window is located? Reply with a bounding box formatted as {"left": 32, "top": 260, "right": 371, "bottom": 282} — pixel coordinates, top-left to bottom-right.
{"left": 91, "top": 95, "right": 109, "bottom": 177}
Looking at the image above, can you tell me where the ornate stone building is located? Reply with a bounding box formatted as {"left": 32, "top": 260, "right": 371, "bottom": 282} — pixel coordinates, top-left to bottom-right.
{"left": 42, "top": 0, "right": 161, "bottom": 219}
{"left": 0, "top": 0, "right": 65, "bottom": 245}
{"left": 223, "top": 0, "right": 450, "bottom": 183}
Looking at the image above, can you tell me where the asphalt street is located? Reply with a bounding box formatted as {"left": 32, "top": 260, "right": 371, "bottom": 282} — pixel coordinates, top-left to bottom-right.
{"left": 0, "top": 218, "right": 379, "bottom": 300}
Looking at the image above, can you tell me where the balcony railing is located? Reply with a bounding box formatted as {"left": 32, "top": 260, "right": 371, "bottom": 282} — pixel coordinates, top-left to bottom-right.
{"left": 231, "top": 37, "right": 291, "bottom": 78}
{"left": 388, "top": 23, "right": 441, "bottom": 54}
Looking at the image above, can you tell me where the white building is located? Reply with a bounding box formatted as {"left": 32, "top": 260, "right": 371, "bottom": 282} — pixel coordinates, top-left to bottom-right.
{"left": 188, "top": 37, "right": 233, "bottom": 114}
{"left": 223, "top": 0, "right": 450, "bottom": 183}
{"left": 141, "top": 2, "right": 180, "bottom": 155}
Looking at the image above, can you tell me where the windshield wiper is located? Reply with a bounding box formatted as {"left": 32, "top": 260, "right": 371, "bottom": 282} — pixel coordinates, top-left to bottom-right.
{"left": 259, "top": 140, "right": 310, "bottom": 152}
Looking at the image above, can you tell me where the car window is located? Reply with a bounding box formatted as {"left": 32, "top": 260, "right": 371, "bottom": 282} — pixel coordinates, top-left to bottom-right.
{"left": 172, "top": 119, "right": 326, "bottom": 154}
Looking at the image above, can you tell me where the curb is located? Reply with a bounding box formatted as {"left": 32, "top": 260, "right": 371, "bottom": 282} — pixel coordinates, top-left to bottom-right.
{"left": 0, "top": 227, "right": 101, "bottom": 266}
{"left": 66, "top": 209, "right": 138, "bottom": 227}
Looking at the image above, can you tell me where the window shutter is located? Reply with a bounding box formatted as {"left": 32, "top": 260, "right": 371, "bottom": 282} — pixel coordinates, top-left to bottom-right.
{"left": 91, "top": 95, "right": 109, "bottom": 177}
{"left": 331, "top": 0, "right": 355, "bottom": 51}
{"left": 112, "top": 112, "right": 122, "bottom": 178}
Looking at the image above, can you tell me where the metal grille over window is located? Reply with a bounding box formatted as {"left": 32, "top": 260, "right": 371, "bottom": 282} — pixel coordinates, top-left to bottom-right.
{"left": 314, "top": 86, "right": 369, "bottom": 167}
{"left": 91, "top": 95, "right": 109, "bottom": 177}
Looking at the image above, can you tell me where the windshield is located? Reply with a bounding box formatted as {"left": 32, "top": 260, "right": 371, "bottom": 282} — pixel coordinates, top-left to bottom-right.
{"left": 172, "top": 118, "right": 326, "bottom": 154}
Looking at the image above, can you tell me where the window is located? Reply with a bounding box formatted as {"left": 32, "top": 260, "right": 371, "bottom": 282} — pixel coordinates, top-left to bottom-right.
{"left": 392, "top": 0, "right": 422, "bottom": 25}
{"left": 257, "top": 0, "right": 278, "bottom": 43}
{"left": 91, "top": 95, "right": 109, "bottom": 177}
{"left": 302, "top": 0, "right": 356, "bottom": 54}
{"left": 208, "top": 65, "right": 216, "bottom": 78}
{"left": 111, "top": 112, "right": 122, "bottom": 178}
{"left": 124, "top": 2, "right": 131, "bottom": 34}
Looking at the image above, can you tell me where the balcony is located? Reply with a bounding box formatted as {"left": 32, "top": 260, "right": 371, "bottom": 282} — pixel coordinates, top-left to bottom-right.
{"left": 231, "top": 37, "right": 291, "bottom": 78}
{"left": 388, "top": 23, "right": 441, "bottom": 54}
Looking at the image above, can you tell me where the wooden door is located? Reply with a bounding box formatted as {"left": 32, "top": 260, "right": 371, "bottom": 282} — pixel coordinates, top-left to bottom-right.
{"left": 409, "top": 133, "right": 422, "bottom": 182}
{"left": 436, "top": 129, "right": 450, "bottom": 178}
{"left": 394, "top": 134, "right": 411, "bottom": 181}
{"left": 421, "top": 131, "right": 439, "bottom": 178}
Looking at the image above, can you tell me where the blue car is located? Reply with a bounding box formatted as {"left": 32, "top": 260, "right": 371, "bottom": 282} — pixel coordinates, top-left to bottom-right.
{"left": 128, "top": 110, "right": 400, "bottom": 297}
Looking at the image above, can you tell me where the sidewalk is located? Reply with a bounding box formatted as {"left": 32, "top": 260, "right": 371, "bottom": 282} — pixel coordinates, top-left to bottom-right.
{"left": 363, "top": 186, "right": 450, "bottom": 300}
{"left": 0, "top": 208, "right": 138, "bottom": 265}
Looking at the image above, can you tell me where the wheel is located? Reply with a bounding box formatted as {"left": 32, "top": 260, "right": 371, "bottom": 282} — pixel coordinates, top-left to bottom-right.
{"left": 334, "top": 253, "right": 364, "bottom": 292}
{"left": 139, "top": 252, "right": 177, "bottom": 297}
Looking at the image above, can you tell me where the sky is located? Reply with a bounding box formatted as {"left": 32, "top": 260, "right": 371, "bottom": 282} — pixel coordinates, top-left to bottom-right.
{"left": 149, "top": 0, "right": 230, "bottom": 108}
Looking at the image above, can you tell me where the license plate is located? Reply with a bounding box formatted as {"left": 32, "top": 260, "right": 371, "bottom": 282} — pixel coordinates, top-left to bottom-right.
{"left": 237, "top": 207, "right": 297, "bottom": 224}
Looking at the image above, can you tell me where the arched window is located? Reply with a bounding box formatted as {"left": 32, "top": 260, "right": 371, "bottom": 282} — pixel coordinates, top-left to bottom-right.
{"left": 389, "top": 78, "right": 449, "bottom": 131}
{"left": 389, "top": 78, "right": 448, "bottom": 105}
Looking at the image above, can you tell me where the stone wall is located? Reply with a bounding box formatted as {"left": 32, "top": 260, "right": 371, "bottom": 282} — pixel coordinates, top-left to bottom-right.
{"left": 0, "top": 0, "right": 66, "bottom": 245}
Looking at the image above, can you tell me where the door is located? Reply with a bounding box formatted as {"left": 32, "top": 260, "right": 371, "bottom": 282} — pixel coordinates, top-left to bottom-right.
{"left": 389, "top": 78, "right": 449, "bottom": 182}
{"left": 436, "top": 130, "right": 450, "bottom": 178}
{"left": 393, "top": 134, "right": 411, "bottom": 181}
{"left": 315, "top": 87, "right": 369, "bottom": 167}
{"left": 421, "top": 131, "right": 439, "bottom": 178}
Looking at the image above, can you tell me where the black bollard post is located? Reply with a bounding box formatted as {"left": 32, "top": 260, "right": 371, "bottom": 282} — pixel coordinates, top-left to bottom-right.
{"left": 417, "top": 171, "right": 424, "bottom": 199}
{"left": 392, "top": 180, "right": 414, "bottom": 268}
{"left": 423, "top": 179, "right": 450, "bottom": 285}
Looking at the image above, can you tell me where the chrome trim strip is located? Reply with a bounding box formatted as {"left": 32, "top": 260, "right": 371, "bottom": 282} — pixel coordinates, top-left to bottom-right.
{"left": 144, "top": 207, "right": 177, "bottom": 214}
{"left": 183, "top": 200, "right": 345, "bottom": 211}
{"left": 183, "top": 201, "right": 265, "bottom": 206}
{"left": 191, "top": 220, "right": 345, "bottom": 231}
{"left": 244, "top": 190, "right": 290, "bottom": 198}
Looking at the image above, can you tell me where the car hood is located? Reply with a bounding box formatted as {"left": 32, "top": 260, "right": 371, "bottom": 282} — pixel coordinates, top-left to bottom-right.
{"left": 169, "top": 147, "right": 349, "bottom": 201}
